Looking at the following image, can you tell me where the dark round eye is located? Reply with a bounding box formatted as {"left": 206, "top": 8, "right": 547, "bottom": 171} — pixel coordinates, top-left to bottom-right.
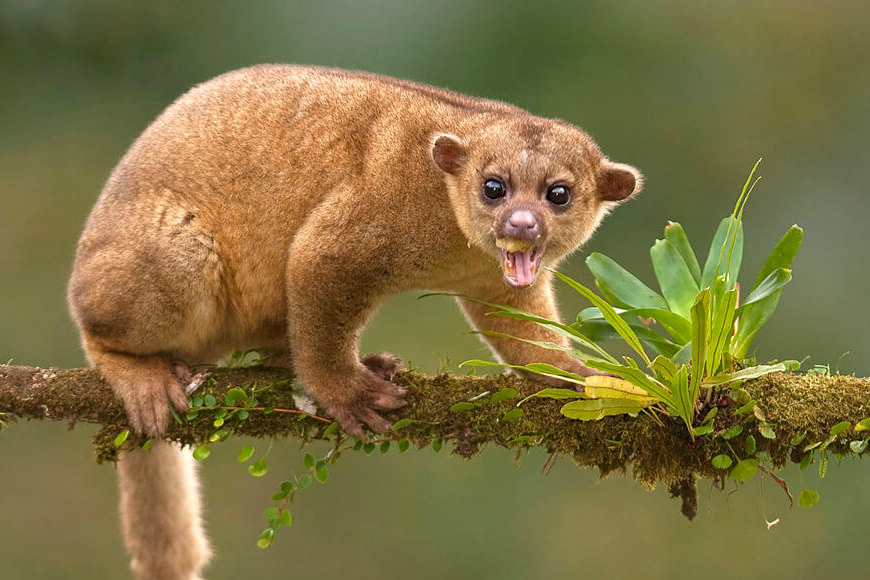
{"left": 546, "top": 185, "right": 571, "bottom": 206}
{"left": 483, "top": 179, "right": 507, "bottom": 200}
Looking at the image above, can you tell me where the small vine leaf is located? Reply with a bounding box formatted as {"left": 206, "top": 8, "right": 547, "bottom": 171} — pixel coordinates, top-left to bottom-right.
{"left": 392, "top": 418, "right": 412, "bottom": 431}
{"left": 432, "top": 439, "right": 443, "bottom": 452}
{"left": 491, "top": 388, "right": 518, "bottom": 403}
{"left": 759, "top": 424, "right": 776, "bottom": 440}
{"left": 799, "top": 488, "right": 819, "bottom": 508}
{"left": 730, "top": 458, "right": 758, "bottom": 482}
{"left": 315, "top": 467, "right": 329, "bottom": 483}
{"left": 398, "top": 439, "right": 410, "bottom": 453}
{"left": 450, "top": 402, "right": 476, "bottom": 413}
{"left": 712, "top": 454, "right": 733, "bottom": 469}
{"left": 249, "top": 459, "right": 268, "bottom": 477}
{"left": 297, "top": 474, "right": 312, "bottom": 489}
{"left": 304, "top": 453, "right": 315, "bottom": 469}
{"left": 745, "top": 435, "right": 757, "bottom": 455}
{"left": 799, "top": 452, "right": 813, "bottom": 470}
{"left": 855, "top": 418, "right": 870, "bottom": 432}
{"left": 204, "top": 394, "right": 217, "bottom": 407}
{"left": 192, "top": 446, "right": 210, "bottom": 461}
{"left": 226, "top": 387, "right": 248, "bottom": 405}
{"left": 363, "top": 443, "right": 376, "bottom": 455}
{"left": 380, "top": 441, "right": 391, "bottom": 454}
{"left": 721, "top": 425, "right": 743, "bottom": 440}
{"left": 281, "top": 510, "right": 292, "bottom": 527}
{"left": 818, "top": 453, "right": 828, "bottom": 479}
{"left": 830, "top": 421, "right": 851, "bottom": 437}
{"left": 264, "top": 507, "right": 280, "bottom": 520}
{"left": 114, "top": 430, "right": 130, "bottom": 448}
{"left": 323, "top": 422, "right": 339, "bottom": 437}
{"left": 735, "top": 400, "right": 757, "bottom": 415}
{"left": 257, "top": 529, "right": 275, "bottom": 549}
{"left": 237, "top": 446, "right": 255, "bottom": 463}
{"left": 503, "top": 408, "right": 524, "bottom": 421}
{"left": 790, "top": 432, "right": 806, "bottom": 446}
{"left": 849, "top": 440, "right": 868, "bottom": 454}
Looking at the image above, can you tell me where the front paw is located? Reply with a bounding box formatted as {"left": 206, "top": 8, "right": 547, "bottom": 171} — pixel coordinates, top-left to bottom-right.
{"left": 360, "top": 352, "right": 403, "bottom": 380}
{"left": 321, "top": 367, "right": 407, "bottom": 438}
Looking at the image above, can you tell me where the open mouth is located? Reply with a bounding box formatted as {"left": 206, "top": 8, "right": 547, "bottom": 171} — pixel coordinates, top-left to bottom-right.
{"left": 496, "top": 238, "right": 545, "bottom": 288}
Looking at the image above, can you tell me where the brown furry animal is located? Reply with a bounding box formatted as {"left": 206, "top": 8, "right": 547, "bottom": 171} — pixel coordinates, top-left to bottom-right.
{"left": 68, "top": 65, "right": 641, "bottom": 579}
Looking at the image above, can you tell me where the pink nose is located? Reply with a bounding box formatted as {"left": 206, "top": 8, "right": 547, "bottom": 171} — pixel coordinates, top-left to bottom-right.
{"left": 505, "top": 210, "right": 540, "bottom": 239}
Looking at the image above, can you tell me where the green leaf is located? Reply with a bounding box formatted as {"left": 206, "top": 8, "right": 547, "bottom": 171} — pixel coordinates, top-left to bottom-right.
{"left": 323, "top": 422, "right": 339, "bottom": 437}
{"left": 461, "top": 359, "right": 586, "bottom": 386}
{"left": 491, "top": 388, "right": 518, "bottom": 403}
{"left": 315, "top": 466, "right": 329, "bottom": 483}
{"left": 730, "top": 458, "right": 758, "bottom": 482}
{"left": 192, "top": 395, "right": 204, "bottom": 407}
{"left": 799, "top": 452, "right": 813, "bottom": 470}
{"left": 502, "top": 408, "right": 524, "bottom": 422}
{"left": 114, "top": 429, "right": 130, "bottom": 448}
{"left": 432, "top": 439, "right": 442, "bottom": 452}
{"left": 735, "top": 400, "right": 757, "bottom": 415}
{"left": 264, "top": 507, "right": 280, "bottom": 520}
{"left": 671, "top": 365, "right": 693, "bottom": 434}
{"left": 701, "top": 218, "right": 744, "bottom": 289}
{"left": 380, "top": 441, "right": 391, "bottom": 454}
{"left": 226, "top": 387, "right": 248, "bottom": 405}
{"left": 733, "top": 225, "right": 803, "bottom": 357}
{"left": 790, "top": 432, "right": 806, "bottom": 446}
{"left": 721, "top": 424, "right": 743, "bottom": 439}
{"left": 303, "top": 452, "right": 315, "bottom": 469}
{"left": 689, "top": 290, "right": 710, "bottom": 405}
{"left": 256, "top": 529, "right": 275, "bottom": 549}
{"left": 799, "top": 488, "right": 819, "bottom": 508}
{"left": 650, "top": 355, "right": 678, "bottom": 383}
{"left": 249, "top": 459, "right": 268, "bottom": 477}
{"left": 585, "top": 252, "right": 669, "bottom": 309}
{"left": 850, "top": 439, "right": 868, "bottom": 454}
{"left": 192, "top": 446, "right": 210, "bottom": 461}
{"left": 560, "top": 398, "right": 647, "bottom": 421}
{"left": 450, "top": 402, "right": 476, "bottom": 412}
{"left": 706, "top": 288, "right": 738, "bottom": 376}
{"left": 664, "top": 221, "right": 702, "bottom": 284}
{"left": 759, "top": 424, "right": 776, "bottom": 439}
{"left": 745, "top": 434, "right": 757, "bottom": 455}
{"left": 855, "top": 418, "right": 870, "bottom": 432}
{"left": 712, "top": 454, "right": 733, "bottom": 469}
{"left": 701, "top": 363, "right": 786, "bottom": 386}
{"left": 297, "top": 473, "right": 312, "bottom": 489}
{"left": 204, "top": 394, "right": 217, "bottom": 407}
{"left": 551, "top": 270, "right": 651, "bottom": 365}
{"left": 818, "top": 453, "right": 828, "bottom": 478}
{"left": 237, "top": 445, "right": 255, "bottom": 463}
{"left": 739, "top": 268, "right": 792, "bottom": 310}
{"left": 398, "top": 439, "right": 411, "bottom": 453}
{"left": 830, "top": 421, "right": 851, "bottom": 437}
{"left": 363, "top": 443, "right": 376, "bottom": 455}
{"left": 392, "top": 418, "right": 412, "bottom": 431}
{"left": 281, "top": 510, "right": 292, "bottom": 527}
{"left": 650, "top": 239, "right": 700, "bottom": 319}
{"left": 517, "top": 387, "right": 584, "bottom": 406}
{"left": 693, "top": 424, "right": 714, "bottom": 436}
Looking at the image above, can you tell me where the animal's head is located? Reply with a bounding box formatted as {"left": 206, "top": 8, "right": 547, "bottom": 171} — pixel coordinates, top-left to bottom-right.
{"left": 431, "top": 117, "right": 642, "bottom": 288}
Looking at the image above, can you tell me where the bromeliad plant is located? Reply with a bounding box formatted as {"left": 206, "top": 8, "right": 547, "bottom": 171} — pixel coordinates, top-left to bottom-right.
{"left": 464, "top": 161, "right": 803, "bottom": 438}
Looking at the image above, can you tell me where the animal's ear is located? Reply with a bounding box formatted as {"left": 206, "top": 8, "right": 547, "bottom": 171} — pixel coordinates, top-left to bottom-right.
{"left": 431, "top": 133, "right": 466, "bottom": 175}
{"left": 597, "top": 161, "right": 643, "bottom": 202}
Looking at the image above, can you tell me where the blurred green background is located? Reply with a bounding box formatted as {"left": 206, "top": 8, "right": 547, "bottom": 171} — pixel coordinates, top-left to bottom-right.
{"left": 1, "top": 1, "right": 868, "bottom": 578}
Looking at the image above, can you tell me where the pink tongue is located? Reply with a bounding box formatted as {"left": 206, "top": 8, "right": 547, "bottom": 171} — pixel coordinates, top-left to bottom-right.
{"left": 514, "top": 250, "right": 534, "bottom": 286}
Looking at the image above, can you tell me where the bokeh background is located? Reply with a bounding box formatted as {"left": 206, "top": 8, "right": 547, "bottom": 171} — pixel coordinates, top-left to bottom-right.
{"left": 2, "top": 1, "right": 868, "bottom": 578}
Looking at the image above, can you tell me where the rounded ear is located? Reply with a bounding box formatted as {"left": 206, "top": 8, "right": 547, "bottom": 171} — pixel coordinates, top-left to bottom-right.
{"left": 431, "top": 133, "right": 466, "bottom": 175}
{"left": 597, "top": 162, "right": 643, "bottom": 202}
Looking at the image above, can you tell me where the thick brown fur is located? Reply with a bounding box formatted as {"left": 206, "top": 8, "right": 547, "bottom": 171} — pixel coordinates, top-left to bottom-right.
{"left": 68, "top": 65, "right": 641, "bottom": 579}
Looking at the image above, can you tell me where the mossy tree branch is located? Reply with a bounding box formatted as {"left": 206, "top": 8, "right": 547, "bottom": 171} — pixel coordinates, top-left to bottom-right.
{"left": 1, "top": 364, "right": 868, "bottom": 518}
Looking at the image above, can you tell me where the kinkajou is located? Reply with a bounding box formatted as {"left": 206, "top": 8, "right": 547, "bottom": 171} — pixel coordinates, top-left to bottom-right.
{"left": 68, "top": 65, "right": 641, "bottom": 579}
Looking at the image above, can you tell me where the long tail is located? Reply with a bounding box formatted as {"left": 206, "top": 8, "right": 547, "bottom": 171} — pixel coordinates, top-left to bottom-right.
{"left": 118, "top": 442, "right": 211, "bottom": 580}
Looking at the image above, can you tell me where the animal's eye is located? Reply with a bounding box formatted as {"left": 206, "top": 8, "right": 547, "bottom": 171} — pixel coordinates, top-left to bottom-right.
{"left": 546, "top": 185, "right": 571, "bottom": 206}
{"left": 482, "top": 179, "right": 507, "bottom": 200}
